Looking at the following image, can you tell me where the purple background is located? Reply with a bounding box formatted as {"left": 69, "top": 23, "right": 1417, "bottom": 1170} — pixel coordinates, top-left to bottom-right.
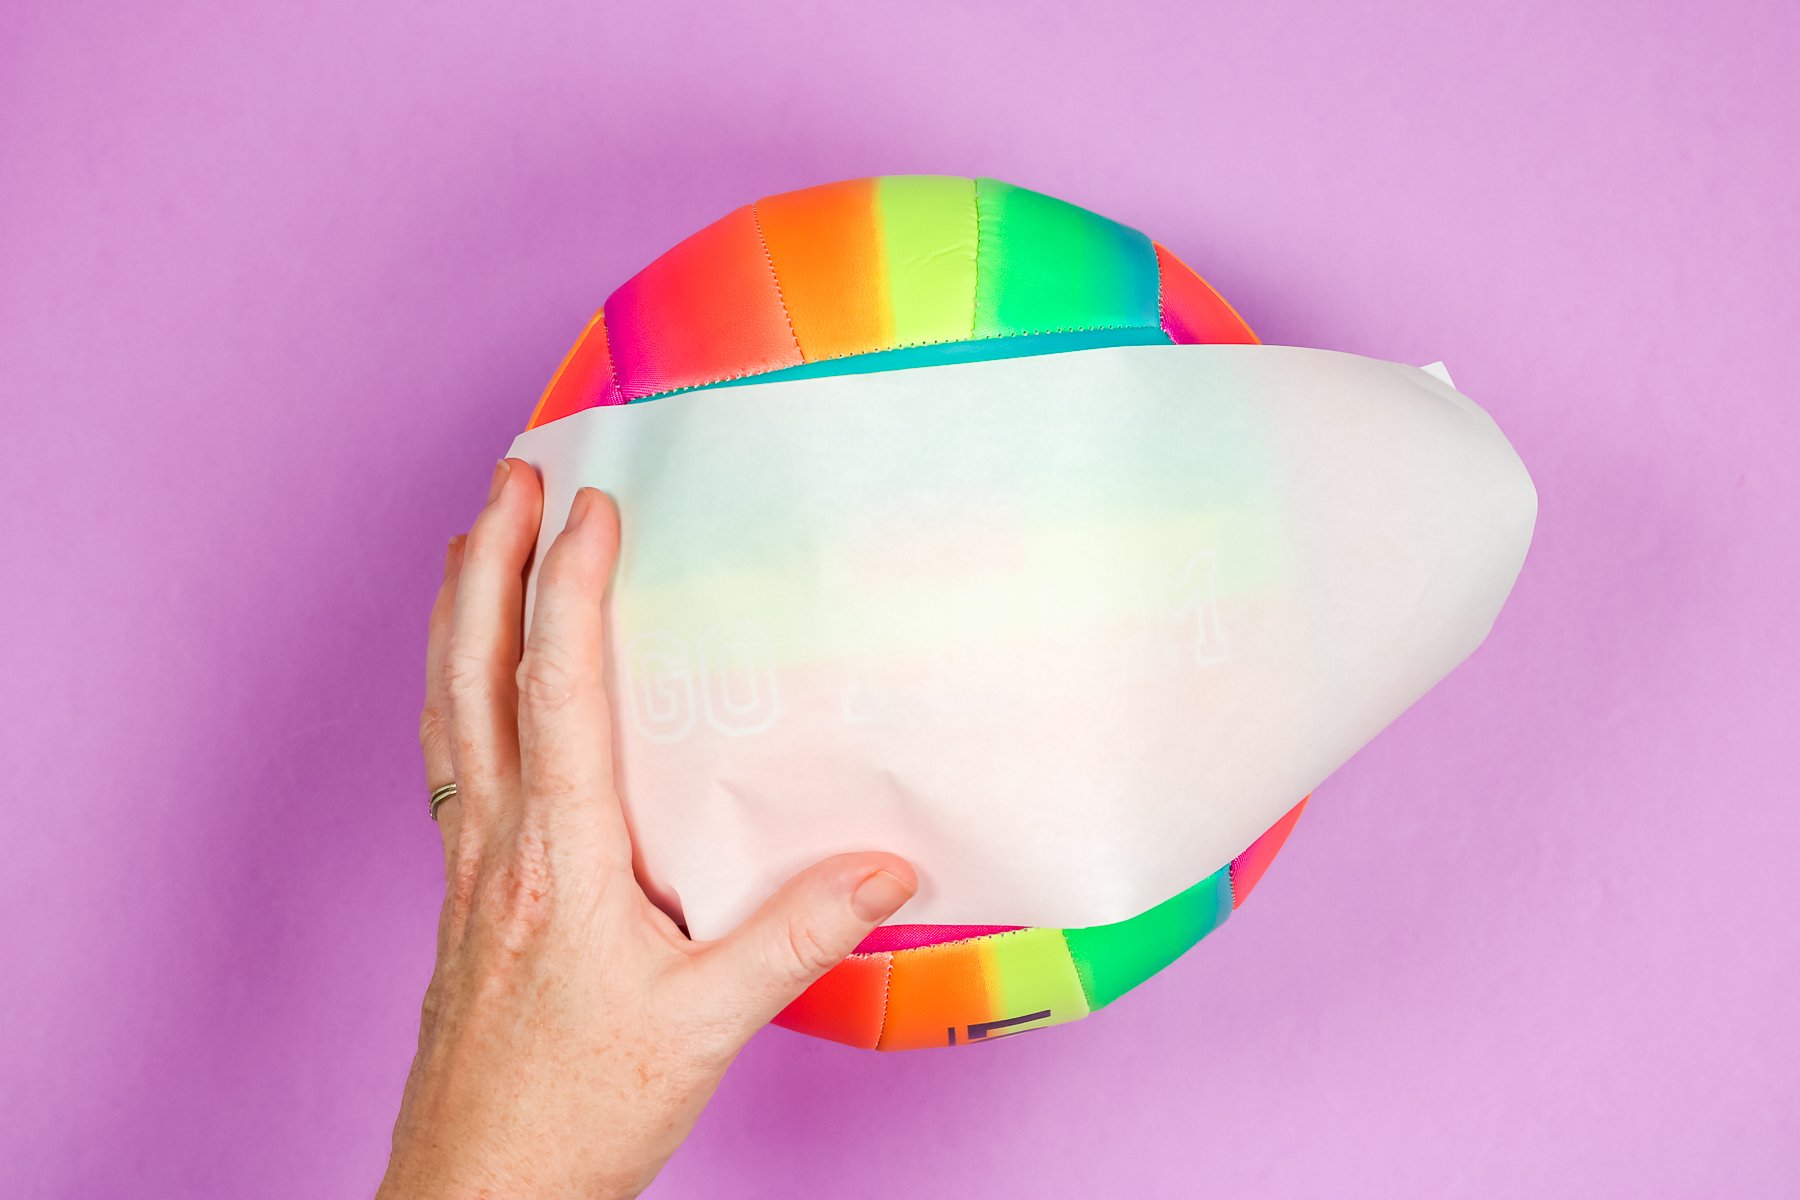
{"left": 5, "top": 1, "right": 1795, "bottom": 1196}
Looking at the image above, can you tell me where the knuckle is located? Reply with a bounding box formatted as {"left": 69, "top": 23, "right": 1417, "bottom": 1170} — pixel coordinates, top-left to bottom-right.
{"left": 515, "top": 645, "right": 580, "bottom": 715}
{"left": 441, "top": 647, "right": 493, "bottom": 704}
{"left": 780, "top": 918, "right": 842, "bottom": 981}
{"left": 418, "top": 975, "right": 446, "bottom": 1036}
{"left": 475, "top": 834, "right": 557, "bottom": 949}
{"left": 444, "top": 851, "right": 482, "bottom": 927}
{"left": 417, "top": 705, "right": 448, "bottom": 755}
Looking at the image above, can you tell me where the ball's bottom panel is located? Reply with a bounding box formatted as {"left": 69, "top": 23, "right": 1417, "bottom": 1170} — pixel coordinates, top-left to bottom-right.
{"left": 881, "top": 927, "right": 1093, "bottom": 1051}
{"left": 772, "top": 797, "right": 1308, "bottom": 1050}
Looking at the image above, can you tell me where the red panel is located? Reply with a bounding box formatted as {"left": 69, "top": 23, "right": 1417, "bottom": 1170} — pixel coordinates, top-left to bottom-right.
{"left": 1229, "top": 796, "right": 1308, "bottom": 908}
{"left": 604, "top": 204, "right": 804, "bottom": 400}
{"left": 1156, "top": 243, "right": 1258, "bottom": 346}
{"left": 771, "top": 952, "right": 891, "bottom": 1049}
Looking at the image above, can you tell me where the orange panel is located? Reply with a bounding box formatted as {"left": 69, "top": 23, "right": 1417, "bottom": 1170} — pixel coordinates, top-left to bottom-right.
{"left": 876, "top": 938, "right": 993, "bottom": 1051}
{"left": 754, "top": 180, "right": 889, "bottom": 362}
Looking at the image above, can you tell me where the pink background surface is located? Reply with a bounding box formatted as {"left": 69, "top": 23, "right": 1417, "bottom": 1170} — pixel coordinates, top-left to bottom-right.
{"left": 4, "top": 2, "right": 1795, "bottom": 1196}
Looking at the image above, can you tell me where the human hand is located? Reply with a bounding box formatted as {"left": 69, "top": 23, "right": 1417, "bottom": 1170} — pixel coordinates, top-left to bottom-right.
{"left": 378, "top": 459, "right": 917, "bottom": 1199}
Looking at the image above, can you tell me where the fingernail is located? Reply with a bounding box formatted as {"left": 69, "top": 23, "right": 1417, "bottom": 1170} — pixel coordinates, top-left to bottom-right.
{"left": 850, "top": 869, "right": 915, "bottom": 923}
{"left": 564, "top": 487, "right": 593, "bottom": 532}
{"left": 443, "top": 534, "right": 465, "bottom": 577}
{"left": 486, "top": 459, "right": 512, "bottom": 505}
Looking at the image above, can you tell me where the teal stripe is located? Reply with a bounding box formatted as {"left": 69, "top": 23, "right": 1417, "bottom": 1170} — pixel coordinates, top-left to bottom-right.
{"left": 652, "top": 325, "right": 1171, "bottom": 400}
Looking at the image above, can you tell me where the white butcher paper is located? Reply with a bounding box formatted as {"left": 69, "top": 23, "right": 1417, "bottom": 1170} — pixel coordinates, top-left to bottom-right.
{"left": 505, "top": 344, "right": 1538, "bottom": 940}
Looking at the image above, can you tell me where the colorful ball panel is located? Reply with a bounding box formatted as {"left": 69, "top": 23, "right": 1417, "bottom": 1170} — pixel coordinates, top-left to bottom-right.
{"left": 525, "top": 176, "right": 1296, "bottom": 1049}
{"left": 525, "top": 175, "right": 1256, "bottom": 429}
{"left": 772, "top": 799, "right": 1306, "bottom": 1050}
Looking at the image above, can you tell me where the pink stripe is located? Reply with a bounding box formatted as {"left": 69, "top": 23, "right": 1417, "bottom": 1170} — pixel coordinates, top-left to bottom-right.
{"left": 853, "top": 923, "right": 1024, "bottom": 954}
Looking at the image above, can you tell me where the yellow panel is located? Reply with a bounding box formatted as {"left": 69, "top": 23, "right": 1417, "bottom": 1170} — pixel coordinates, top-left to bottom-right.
{"left": 977, "top": 928, "right": 1090, "bottom": 1041}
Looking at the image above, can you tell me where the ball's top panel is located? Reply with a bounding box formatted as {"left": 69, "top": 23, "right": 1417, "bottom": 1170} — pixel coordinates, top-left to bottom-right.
{"left": 526, "top": 175, "right": 1257, "bottom": 429}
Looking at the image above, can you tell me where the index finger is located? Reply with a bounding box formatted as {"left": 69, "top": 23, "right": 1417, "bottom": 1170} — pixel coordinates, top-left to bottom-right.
{"left": 514, "top": 486, "right": 633, "bottom": 862}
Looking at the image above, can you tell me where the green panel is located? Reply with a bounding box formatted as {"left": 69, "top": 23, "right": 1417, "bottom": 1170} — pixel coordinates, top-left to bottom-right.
{"left": 973, "top": 178, "right": 1161, "bottom": 339}
{"left": 877, "top": 175, "right": 979, "bottom": 346}
{"left": 1060, "top": 866, "right": 1234, "bottom": 1011}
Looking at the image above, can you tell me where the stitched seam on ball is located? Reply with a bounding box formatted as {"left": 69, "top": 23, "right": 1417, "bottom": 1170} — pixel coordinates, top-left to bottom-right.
{"left": 1060, "top": 928, "right": 1096, "bottom": 1012}
{"left": 797, "top": 323, "right": 1154, "bottom": 367}
{"left": 625, "top": 323, "right": 1159, "bottom": 401}
{"left": 601, "top": 309, "right": 623, "bottom": 402}
{"left": 1226, "top": 859, "right": 1241, "bottom": 909}
{"left": 969, "top": 178, "right": 983, "bottom": 340}
{"left": 1154, "top": 247, "right": 1169, "bottom": 337}
{"left": 852, "top": 927, "right": 1036, "bottom": 957}
{"left": 875, "top": 954, "right": 894, "bottom": 1049}
{"left": 750, "top": 201, "right": 805, "bottom": 361}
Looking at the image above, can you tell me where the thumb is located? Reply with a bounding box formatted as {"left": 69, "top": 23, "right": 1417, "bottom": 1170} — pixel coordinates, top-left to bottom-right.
{"left": 691, "top": 853, "right": 917, "bottom": 1033}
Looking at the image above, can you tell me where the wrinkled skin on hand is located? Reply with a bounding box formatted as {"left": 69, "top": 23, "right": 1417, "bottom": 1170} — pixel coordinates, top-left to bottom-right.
{"left": 379, "top": 460, "right": 916, "bottom": 1199}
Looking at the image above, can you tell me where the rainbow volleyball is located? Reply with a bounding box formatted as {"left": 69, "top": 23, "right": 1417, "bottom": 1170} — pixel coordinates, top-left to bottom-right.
{"left": 526, "top": 176, "right": 1305, "bottom": 1049}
